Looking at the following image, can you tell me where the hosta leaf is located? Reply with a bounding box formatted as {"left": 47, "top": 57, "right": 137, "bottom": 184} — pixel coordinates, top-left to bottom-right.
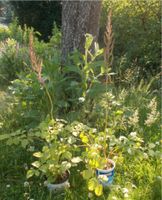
{"left": 95, "top": 184, "right": 103, "bottom": 196}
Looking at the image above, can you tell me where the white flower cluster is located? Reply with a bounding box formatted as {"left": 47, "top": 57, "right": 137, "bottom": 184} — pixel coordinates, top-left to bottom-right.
{"left": 128, "top": 109, "right": 139, "bottom": 126}
{"left": 145, "top": 98, "right": 160, "bottom": 127}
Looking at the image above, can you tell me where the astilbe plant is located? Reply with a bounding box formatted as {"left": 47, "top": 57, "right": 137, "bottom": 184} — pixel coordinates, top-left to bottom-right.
{"left": 29, "top": 33, "right": 54, "bottom": 119}
{"left": 144, "top": 97, "right": 160, "bottom": 127}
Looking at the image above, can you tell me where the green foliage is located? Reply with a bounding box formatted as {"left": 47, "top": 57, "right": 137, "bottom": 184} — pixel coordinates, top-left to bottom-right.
{"left": 0, "top": 38, "right": 29, "bottom": 84}
{"left": 26, "top": 119, "right": 83, "bottom": 183}
{"left": 0, "top": 19, "right": 41, "bottom": 85}
{"left": 101, "top": 0, "right": 160, "bottom": 79}
{"left": 0, "top": 25, "right": 10, "bottom": 41}
{"left": 10, "top": 1, "right": 61, "bottom": 41}
{"left": 0, "top": 26, "right": 161, "bottom": 200}
{"left": 62, "top": 34, "right": 105, "bottom": 110}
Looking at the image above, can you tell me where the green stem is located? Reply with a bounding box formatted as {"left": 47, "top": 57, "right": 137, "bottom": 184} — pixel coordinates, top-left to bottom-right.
{"left": 44, "top": 85, "right": 54, "bottom": 120}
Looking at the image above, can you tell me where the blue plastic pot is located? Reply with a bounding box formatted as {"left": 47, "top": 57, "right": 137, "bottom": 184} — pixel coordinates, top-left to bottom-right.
{"left": 96, "top": 159, "right": 115, "bottom": 186}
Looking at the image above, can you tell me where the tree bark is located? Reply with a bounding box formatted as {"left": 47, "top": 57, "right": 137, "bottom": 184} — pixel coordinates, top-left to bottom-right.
{"left": 61, "top": 0, "right": 102, "bottom": 64}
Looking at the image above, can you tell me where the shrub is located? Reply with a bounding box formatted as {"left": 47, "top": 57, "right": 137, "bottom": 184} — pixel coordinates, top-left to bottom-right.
{"left": 100, "top": 0, "right": 160, "bottom": 79}
{"left": 0, "top": 25, "right": 10, "bottom": 41}
{"left": 0, "top": 38, "right": 29, "bottom": 84}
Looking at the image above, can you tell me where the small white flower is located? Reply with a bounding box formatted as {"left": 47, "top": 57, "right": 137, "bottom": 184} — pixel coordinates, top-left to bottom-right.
{"left": 78, "top": 97, "right": 85, "bottom": 103}
{"left": 24, "top": 163, "right": 28, "bottom": 170}
{"left": 24, "top": 181, "right": 29, "bottom": 187}
{"left": 130, "top": 132, "right": 137, "bottom": 137}
{"left": 24, "top": 192, "right": 28, "bottom": 197}
{"left": 88, "top": 192, "right": 93, "bottom": 198}
{"left": 92, "top": 128, "right": 97, "bottom": 133}
{"left": 98, "top": 175, "right": 109, "bottom": 182}
{"left": 6, "top": 184, "right": 10, "bottom": 188}
{"left": 28, "top": 146, "right": 35, "bottom": 152}
{"left": 44, "top": 181, "right": 48, "bottom": 186}
{"left": 122, "top": 188, "right": 129, "bottom": 194}
{"left": 128, "top": 110, "right": 139, "bottom": 125}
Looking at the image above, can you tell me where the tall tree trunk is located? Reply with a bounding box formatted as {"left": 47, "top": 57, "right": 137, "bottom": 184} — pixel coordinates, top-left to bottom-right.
{"left": 61, "top": 0, "right": 102, "bottom": 64}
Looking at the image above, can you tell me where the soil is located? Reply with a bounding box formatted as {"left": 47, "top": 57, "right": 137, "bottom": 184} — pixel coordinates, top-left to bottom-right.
{"left": 104, "top": 161, "right": 113, "bottom": 170}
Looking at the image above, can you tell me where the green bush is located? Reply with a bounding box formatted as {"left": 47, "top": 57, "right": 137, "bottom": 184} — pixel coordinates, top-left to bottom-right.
{"left": 0, "top": 20, "right": 60, "bottom": 85}
{"left": 0, "top": 25, "right": 10, "bottom": 41}
{"left": 0, "top": 38, "right": 29, "bottom": 84}
{"left": 100, "top": 0, "right": 160, "bottom": 79}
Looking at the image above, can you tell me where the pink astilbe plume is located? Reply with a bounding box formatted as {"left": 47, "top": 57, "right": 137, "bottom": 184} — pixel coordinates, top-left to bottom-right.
{"left": 104, "top": 9, "right": 114, "bottom": 67}
{"left": 29, "top": 33, "right": 44, "bottom": 85}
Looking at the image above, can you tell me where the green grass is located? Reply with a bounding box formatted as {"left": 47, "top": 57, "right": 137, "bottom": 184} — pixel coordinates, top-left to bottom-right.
{"left": 0, "top": 143, "right": 160, "bottom": 200}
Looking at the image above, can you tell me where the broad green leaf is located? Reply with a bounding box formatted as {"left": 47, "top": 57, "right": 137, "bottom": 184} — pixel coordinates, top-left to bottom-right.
{"left": 88, "top": 178, "right": 97, "bottom": 191}
{"left": 82, "top": 136, "right": 89, "bottom": 143}
{"left": 0, "top": 130, "right": 22, "bottom": 141}
{"left": 27, "top": 169, "right": 34, "bottom": 179}
{"left": 12, "top": 138, "right": 20, "bottom": 145}
{"left": 35, "top": 170, "right": 40, "bottom": 177}
{"left": 62, "top": 151, "right": 72, "bottom": 160}
{"left": 0, "top": 134, "right": 9, "bottom": 141}
{"left": 82, "top": 169, "right": 93, "bottom": 180}
{"left": 33, "top": 152, "right": 42, "bottom": 158}
{"left": 32, "top": 161, "right": 41, "bottom": 168}
{"left": 95, "top": 184, "right": 103, "bottom": 196}
{"left": 85, "top": 34, "right": 93, "bottom": 50}
{"left": 61, "top": 161, "right": 71, "bottom": 170}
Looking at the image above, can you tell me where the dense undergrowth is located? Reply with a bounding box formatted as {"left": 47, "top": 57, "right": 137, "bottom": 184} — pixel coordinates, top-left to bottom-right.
{"left": 0, "top": 1, "right": 161, "bottom": 199}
